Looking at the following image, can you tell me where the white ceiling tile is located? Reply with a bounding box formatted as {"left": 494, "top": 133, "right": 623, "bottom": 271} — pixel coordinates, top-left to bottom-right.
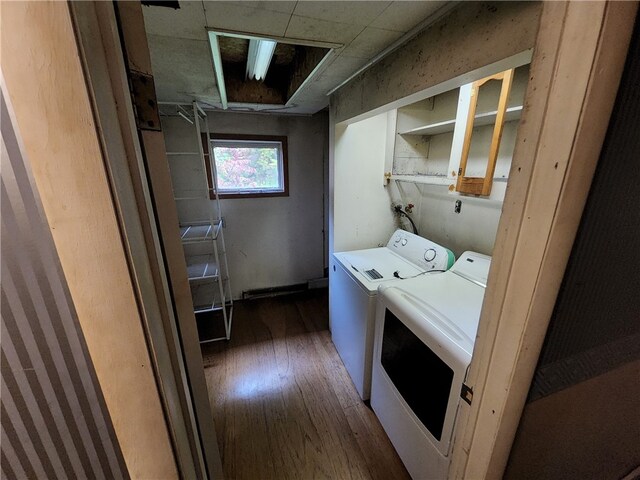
{"left": 142, "top": 0, "right": 455, "bottom": 114}
{"left": 308, "top": 75, "right": 345, "bottom": 94}
{"left": 370, "top": 1, "right": 449, "bottom": 32}
{"left": 341, "top": 27, "right": 404, "bottom": 59}
{"left": 285, "top": 15, "right": 364, "bottom": 45}
{"left": 234, "top": 1, "right": 298, "bottom": 15}
{"left": 288, "top": 89, "right": 330, "bottom": 111}
{"left": 292, "top": 1, "right": 391, "bottom": 27}
{"left": 321, "top": 55, "right": 369, "bottom": 79}
{"left": 142, "top": 1, "right": 208, "bottom": 41}
{"left": 204, "top": 2, "right": 292, "bottom": 37}
{"left": 147, "top": 34, "right": 219, "bottom": 104}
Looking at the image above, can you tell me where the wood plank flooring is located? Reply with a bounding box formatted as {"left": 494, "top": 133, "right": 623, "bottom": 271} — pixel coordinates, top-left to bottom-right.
{"left": 201, "top": 290, "right": 410, "bottom": 480}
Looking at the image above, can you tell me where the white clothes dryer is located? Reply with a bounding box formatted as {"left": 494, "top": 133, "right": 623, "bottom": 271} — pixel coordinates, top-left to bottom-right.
{"left": 329, "top": 230, "right": 454, "bottom": 400}
{"left": 371, "top": 251, "right": 491, "bottom": 479}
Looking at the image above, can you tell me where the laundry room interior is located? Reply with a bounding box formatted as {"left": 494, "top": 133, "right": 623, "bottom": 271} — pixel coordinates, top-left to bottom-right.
{"left": 333, "top": 62, "right": 529, "bottom": 256}
{"left": 3, "top": 1, "right": 639, "bottom": 480}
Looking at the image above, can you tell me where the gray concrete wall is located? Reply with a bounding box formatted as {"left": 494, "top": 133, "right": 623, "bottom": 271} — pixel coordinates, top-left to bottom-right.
{"left": 330, "top": 1, "right": 541, "bottom": 124}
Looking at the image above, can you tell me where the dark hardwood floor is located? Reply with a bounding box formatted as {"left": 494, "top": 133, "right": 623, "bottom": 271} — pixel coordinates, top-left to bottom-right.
{"left": 201, "top": 289, "right": 410, "bottom": 480}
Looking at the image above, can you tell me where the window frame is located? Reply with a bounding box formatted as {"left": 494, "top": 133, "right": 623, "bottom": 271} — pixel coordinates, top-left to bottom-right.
{"left": 202, "top": 133, "right": 289, "bottom": 199}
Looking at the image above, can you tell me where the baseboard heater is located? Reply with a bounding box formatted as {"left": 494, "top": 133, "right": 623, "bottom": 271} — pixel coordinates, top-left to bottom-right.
{"left": 242, "top": 278, "right": 328, "bottom": 300}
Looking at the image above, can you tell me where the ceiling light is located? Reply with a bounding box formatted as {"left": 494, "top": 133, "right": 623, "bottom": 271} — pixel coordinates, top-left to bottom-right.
{"left": 246, "top": 39, "right": 276, "bottom": 81}
{"left": 207, "top": 31, "right": 228, "bottom": 109}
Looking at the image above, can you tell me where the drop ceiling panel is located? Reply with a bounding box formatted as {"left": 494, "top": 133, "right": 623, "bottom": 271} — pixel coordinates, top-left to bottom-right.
{"left": 340, "top": 26, "right": 404, "bottom": 59}
{"left": 287, "top": 88, "right": 330, "bottom": 113}
{"left": 235, "top": 1, "right": 298, "bottom": 15}
{"left": 142, "top": 1, "right": 455, "bottom": 114}
{"left": 147, "top": 34, "right": 219, "bottom": 104}
{"left": 322, "top": 55, "right": 370, "bottom": 78}
{"left": 307, "top": 75, "right": 344, "bottom": 95}
{"left": 291, "top": 1, "right": 392, "bottom": 27}
{"left": 142, "top": 1, "right": 207, "bottom": 40}
{"left": 284, "top": 15, "right": 364, "bottom": 44}
{"left": 370, "top": 1, "right": 449, "bottom": 32}
{"left": 203, "top": 2, "right": 292, "bottom": 37}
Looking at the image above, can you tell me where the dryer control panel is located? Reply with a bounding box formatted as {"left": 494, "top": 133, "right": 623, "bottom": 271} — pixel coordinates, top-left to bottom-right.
{"left": 386, "top": 229, "right": 455, "bottom": 272}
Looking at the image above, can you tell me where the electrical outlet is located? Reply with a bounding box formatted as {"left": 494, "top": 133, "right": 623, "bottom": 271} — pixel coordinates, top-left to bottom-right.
{"left": 454, "top": 200, "right": 462, "bottom": 214}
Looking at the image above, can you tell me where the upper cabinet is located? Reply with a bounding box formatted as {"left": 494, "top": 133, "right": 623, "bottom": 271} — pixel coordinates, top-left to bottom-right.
{"left": 390, "top": 64, "right": 530, "bottom": 197}
{"left": 393, "top": 88, "right": 460, "bottom": 184}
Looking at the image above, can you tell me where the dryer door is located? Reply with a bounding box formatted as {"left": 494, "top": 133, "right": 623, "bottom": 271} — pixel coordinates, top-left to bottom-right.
{"left": 372, "top": 285, "right": 471, "bottom": 457}
{"left": 380, "top": 308, "right": 454, "bottom": 442}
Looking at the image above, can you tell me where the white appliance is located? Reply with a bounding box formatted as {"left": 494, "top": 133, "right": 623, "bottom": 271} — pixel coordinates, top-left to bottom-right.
{"left": 371, "top": 251, "right": 491, "bottom": 480}
{"left": 330, "top": 230, "right": 454, "bottom": 400}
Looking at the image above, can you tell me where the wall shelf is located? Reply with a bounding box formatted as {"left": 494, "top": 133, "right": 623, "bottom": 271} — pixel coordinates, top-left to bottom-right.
{"left": 399, "top": 105, "right": 522, "bottom": 137}
{"left": 193, "top": 298, "right": 232, "bottom": 315}
{"left": 179, "top": 221, "right": 222, "bottom": 244}
{"left": 392, "top": 175, "right": 452, "bottom": 186}
{"left": 186, "top": 255, "right": 220, "bottom": 282}
{"left": 399, "top": 118, "right": 457, "bottom": 137}
{"left": 162, "top": 101, "right": 233, "bottom": 342}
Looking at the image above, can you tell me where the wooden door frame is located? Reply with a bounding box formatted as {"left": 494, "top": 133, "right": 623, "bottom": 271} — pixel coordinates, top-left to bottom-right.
{"left": 450, "top": 2, "right": 638, "bottom": 478}
{"left": 68, "top": 2, "right": 224, "bottom": 478}
{"left": 112, "top": 3, "right": 224, "bottom": 478}
{"left": 67, "top": 3, "right": 204, "bottom": 478}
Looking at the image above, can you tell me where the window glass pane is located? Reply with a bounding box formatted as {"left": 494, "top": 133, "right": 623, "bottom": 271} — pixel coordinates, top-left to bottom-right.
{"left": 213, "top": 142, "right": 282, "bottom": 192}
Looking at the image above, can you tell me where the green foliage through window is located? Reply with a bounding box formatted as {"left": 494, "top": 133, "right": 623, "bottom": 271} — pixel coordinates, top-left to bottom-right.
{"left": 213, "top": 141, "right": 283, "bottom": 192}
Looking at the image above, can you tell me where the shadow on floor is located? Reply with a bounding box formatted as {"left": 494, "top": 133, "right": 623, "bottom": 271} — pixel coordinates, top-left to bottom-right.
{"left": 199, "top": 288, "right": 410, "bottom": 480}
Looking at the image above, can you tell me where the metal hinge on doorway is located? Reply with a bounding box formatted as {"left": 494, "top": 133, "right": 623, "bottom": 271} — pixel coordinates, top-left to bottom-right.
{"left": 129, "top": 70, "right": 161, "bottom": 131}
{"left": 461, "top": 383, "right": 473, "bottom": 405}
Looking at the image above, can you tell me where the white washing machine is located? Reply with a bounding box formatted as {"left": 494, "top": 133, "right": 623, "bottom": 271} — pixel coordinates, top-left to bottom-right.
{"left": 371, "top": 251, "right": 491, "bottom": 480}
{"left": 329, "top": 230, "right": 455, "bottom": 400}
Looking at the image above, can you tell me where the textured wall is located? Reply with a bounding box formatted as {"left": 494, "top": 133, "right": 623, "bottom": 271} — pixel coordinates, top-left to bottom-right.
{"left": 163, "top": 110, "right": 328, "bottom": 298}
{"left": 330, "top": 2, "right": 541, "bottom": 123}
{"left": 1, "top": 90, "right": 128, "bottom": 479}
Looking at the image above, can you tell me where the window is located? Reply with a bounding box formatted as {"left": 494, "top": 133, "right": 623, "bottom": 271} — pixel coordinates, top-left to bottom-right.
{"left": 203, "top": 134, "right": 288, "bottom": 199}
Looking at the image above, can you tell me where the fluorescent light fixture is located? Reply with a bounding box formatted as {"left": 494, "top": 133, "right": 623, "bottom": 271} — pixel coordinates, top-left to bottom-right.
{"left": 207, "top": 31, "right": 228, "bottom": 109}
{"left": 246, "top": 39, "right": 276, "bottom": 81}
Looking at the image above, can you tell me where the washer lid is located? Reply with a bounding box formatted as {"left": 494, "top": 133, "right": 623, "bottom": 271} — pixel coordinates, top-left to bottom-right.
{"left": 334, "top": 248, "right": 422, "bottom": 294}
